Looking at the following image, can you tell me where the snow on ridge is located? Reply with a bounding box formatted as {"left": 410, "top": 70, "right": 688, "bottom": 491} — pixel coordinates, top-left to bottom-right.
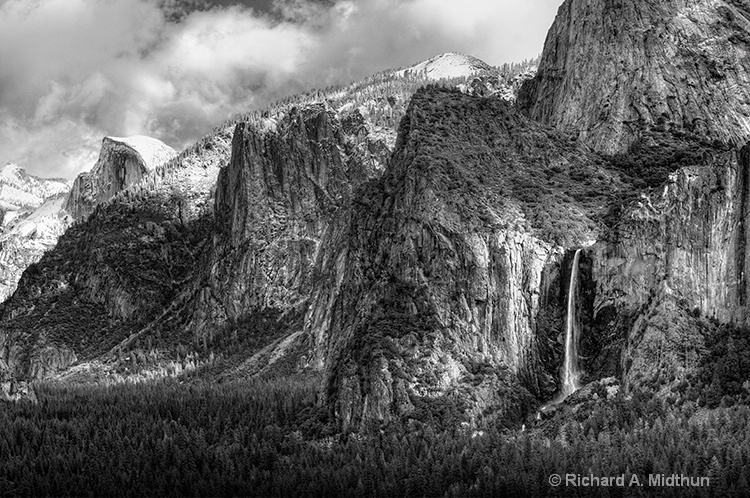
{"left": 106, "top": 135, "right": 177, "bottom": 171}
{"left": 0, "top": 162, "right": 27, "bottom": 185}
{"left": 396, "top": 52, "right": 492, "bottom": 81}
{"left": 0, "top": 184, "right": 42, "bottom": 210}
{"left": 0, "top": 162, "right": 70, "bottom": 209}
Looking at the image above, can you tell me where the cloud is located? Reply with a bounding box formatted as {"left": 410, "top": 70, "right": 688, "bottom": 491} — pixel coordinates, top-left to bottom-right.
{"left": 0, "top": 0, "right": 560, "bottom": 178}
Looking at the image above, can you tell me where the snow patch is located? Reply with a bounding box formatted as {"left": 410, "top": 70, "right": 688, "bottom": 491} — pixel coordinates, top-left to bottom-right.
{"left": 2, "top": 195, "right": 69, "bottom": 242}
{"left": 0, "top": 184, "right": 42, "bottom": 209}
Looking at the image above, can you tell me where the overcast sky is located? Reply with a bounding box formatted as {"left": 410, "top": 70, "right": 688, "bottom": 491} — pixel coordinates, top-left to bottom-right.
{"left": 0, "top": 0, "right": 561, "bottom": 179}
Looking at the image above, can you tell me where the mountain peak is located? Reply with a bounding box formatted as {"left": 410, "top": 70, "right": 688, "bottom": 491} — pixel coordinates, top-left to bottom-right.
{"left": 103, "top": 135, "right": 177, "bottom": 171}
{"left": 397, "top": 52, "right": 492, "bottom": 80}
{"left": 0, "top": 161, "right": 69, "bottom": 212}
{"left": 0, "top": 162, "right": 26, "bottom": 183}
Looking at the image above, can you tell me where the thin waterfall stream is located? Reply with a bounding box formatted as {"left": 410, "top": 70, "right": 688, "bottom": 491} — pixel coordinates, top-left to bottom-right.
{"left": 538, "top": 249, "right": 582, "bottom": 417}
{"left": 560, "top": 248, "right": 582, "bottom": 399}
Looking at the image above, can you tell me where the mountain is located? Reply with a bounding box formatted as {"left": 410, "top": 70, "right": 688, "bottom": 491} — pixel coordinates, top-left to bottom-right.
{"left": 0, "top": 136, "right": 176, "bottom": 306}
{"left": 0, "top": 162, "right": 69, "bottom": 216}
{"left": 4, "top": 14, "right": 747, "bottom": 435}
{"left": 0, "top": 164, "right": 71, "bottom": 302}
{"left": 396, "top": 52, "right": 492, "bottom": 80}
{"left": 66, "top": 136, "right": 177, "bottom": 220}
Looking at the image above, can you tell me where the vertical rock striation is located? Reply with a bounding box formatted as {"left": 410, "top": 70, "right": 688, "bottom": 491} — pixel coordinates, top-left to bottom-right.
{"left": 519, "top": 0, "right": 750, "bottom": 154}
{"left": 192, "top": 104, "right": 389, "bottom": 340}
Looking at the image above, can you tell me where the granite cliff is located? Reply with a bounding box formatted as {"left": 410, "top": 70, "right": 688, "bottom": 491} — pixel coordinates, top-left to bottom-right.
{"left": 188, "top": 103, "right": 391, "bottom": 370}
{"left": 518, "top": 0, "right": 750, "bottom": 154}
{"left": 518, "top": 0, "right": 750, "bottom": 397}
{"left": 66, "top": 136, "right": 177, "bottom": 220}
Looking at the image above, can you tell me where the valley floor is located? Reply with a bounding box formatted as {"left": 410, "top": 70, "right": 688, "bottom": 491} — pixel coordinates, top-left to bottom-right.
{"left": 0, "top": 378, "right": 747, "bottom": 497}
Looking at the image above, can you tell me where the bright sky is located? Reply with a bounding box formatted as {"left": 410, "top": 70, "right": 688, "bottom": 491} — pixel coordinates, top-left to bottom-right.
{"left": 0, "top": 0, "right": 562, "bottom": 178}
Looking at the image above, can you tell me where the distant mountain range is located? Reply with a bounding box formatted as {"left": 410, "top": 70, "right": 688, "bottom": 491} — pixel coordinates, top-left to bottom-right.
{"left": 0, "top": 51, "right": 540, "bottom": 385}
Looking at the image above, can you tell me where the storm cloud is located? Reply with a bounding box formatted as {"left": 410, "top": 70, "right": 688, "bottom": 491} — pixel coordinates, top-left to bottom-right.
{"left": 0, "top": 0, "right": 560, "bottom": 178}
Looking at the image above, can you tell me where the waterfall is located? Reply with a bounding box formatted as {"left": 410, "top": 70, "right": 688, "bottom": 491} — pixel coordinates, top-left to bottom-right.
{"left": 561, "top": 249, "right": 582, "bottom": 398}
{"left": 537, "top": 248, "right": 586, "bottom": 416}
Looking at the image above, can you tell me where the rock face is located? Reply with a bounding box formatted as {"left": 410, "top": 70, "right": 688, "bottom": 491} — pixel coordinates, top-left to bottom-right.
{"left": 65, "top": 136, "right": 177, "bottom": 220}
{"left": 586, "top": 144, "right": 747, "bottom": 388}
{"left": 192, "top": 103, "right": 390, "bottom": 338}
{"left": 518, "top": 0, "right": 750, "bottom": 154}
{"left": 321, "top": 88, "right": 623, "bottom": 428}
{"left": 517, "top": 0, "right": 750, "bottom": 393}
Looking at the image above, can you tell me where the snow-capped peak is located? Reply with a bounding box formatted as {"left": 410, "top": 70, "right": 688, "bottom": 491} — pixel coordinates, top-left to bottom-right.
{"left": 397, "top": 52, "right": 492, "bottom": 81}
{"left": 105, "top": 135, "right": 177, "bottom": 171}
{"left": 0, "top": 162, "right": 70, "bottom": 212}
{"left": 0, "top": 162, "right": 27, "bottom": 185}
